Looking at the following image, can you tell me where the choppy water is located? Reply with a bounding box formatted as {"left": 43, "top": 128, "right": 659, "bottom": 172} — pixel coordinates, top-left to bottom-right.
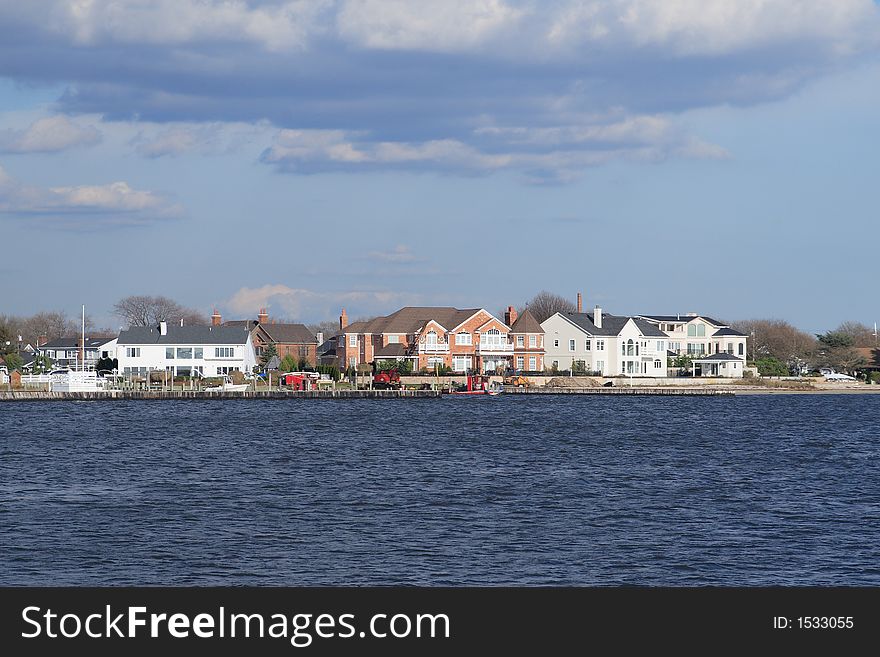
{"left": 1, "top": 395, "right": 878, "bottom": 585}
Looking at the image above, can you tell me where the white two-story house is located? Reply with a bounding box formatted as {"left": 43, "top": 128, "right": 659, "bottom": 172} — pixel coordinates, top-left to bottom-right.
{"left": 37, "top": 336, "right": 118, "bottom": 370}
{"left": 116, "top": 321, "right": 257, "bottom": 377}
{"left": 541, "top": 306, "right": 669, "bottom": 377}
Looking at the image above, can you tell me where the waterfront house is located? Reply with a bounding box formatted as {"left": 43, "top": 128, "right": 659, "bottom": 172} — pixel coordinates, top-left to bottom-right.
{"left": 336, "top": 306, "right": 543, "bottom": 373}
{"left": 116, "top": 321, "right": 256, "bottom": 377}
{"left": 219, "top": 308, "right": 318, "bottom": 365}
{"left": 505, "top": 307, "right": 545, "bottom": 373}
{"left": 541, "top": 306, "right": 669, "bottom": 377}
{"left": 636, "top": 314, "right": 748, "bottom": 360}
{"left": 37, "top": 336, "right": 117, "bottom": 370}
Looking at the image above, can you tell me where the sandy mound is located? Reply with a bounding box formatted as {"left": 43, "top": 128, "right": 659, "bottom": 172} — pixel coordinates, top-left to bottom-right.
{"left": 545, "top": 376, "right": 601, "bottom": 388}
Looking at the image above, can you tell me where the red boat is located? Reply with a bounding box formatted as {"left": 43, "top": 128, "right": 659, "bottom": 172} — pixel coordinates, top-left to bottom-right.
{"left": 451, "top": 374, "right": 501, "bottom": 396}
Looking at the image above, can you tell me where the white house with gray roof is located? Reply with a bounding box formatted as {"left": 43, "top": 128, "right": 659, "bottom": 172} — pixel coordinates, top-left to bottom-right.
{"left": 541, "top": 306, "right": 669, "bottom": 377}
{"left": 637, "top": 314, "right": 748, "bottom": 371}
{"left": 115, "top": 321, "right": 256, "bottom": 377}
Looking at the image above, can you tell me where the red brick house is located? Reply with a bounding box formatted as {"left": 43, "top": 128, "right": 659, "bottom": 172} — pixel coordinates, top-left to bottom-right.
{"left": 336, "top": 306, "right": 544, "bottom": 373}
{"left": 220, "top": 308, "right": 318, "bottom": 366}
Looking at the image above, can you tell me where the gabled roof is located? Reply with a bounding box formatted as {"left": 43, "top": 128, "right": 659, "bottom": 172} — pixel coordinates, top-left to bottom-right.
{"left": 38, "top": 336, "right": 116, "bottom": 349}
{"left": 262, "top": 323, "right": 317, "bottom": 344}
{"left": 712, "top": 327, "right": 747, "bottom": 337}
{"left": 118, "top": 325, "right": 251, "bottom": 345}
{"left": 341, "top": 307, "right": 483, "bottom": 336}
{"left": 555, "top": 312, "right": 667, "bottom": 337}
{"left": 510, "top": 309, "right": 543, "bottom": 334}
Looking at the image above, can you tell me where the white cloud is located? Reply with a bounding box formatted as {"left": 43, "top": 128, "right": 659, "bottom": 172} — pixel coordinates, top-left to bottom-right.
{"left": 336, "top": 0, "right": 523, "bottom": 52}
{"left": 547, "top": 0, "right": 880, "bottom": 57}
{"left": 43, "top": 0, "right": 332, "bottom": 52}
{"left": 130, "top": 121, "right": 268, "bottom": 158}
{"left": 0, "top": 164, "right": 181, "bottom": 226}
{"left": 261, "top": 113, "right": 727, "bottom": 181}
{"left": 224, "top": 283, "right": 420, "bottom": 321}
{"left": 0, "top": 115, "right": 101, "bottom": 153}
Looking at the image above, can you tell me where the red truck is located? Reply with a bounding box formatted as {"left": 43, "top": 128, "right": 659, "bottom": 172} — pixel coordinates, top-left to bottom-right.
{"left": 372, "top": 368, "right": 401, "bottom": 390}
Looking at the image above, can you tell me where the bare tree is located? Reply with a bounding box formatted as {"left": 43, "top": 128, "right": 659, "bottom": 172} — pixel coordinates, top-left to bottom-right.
{"left": 730, "top": 319, "right": 817, "bottom": 370}
{"left": 832, "top": 321, "right": 875, "bottom": 347}
{"left": 307, "top": 320, "right": 343, "bottom": 340}
{"left": 113, "top": 295, "right": 207, "bottom": 327}
{"left": 524, "top": 290, "right": 577, "bottom": 324}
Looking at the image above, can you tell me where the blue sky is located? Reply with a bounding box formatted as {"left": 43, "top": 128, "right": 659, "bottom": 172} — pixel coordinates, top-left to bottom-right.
{"left": 1, "top": 0, "right": 878, "bottom": 333}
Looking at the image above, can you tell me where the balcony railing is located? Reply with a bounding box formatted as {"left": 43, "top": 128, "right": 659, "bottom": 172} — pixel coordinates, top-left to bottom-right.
{"left": 476, "top": 342, "right": 515, "bottom": 353}
{"left": 419, "top": 342, "right": 450, "bottom": 353}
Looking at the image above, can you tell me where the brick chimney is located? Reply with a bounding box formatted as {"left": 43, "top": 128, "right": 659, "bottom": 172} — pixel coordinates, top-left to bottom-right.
{"left": 339, "top": 308, "right": 348, "bottom": 330}
{"left": 577, "top": 292, "right": 583, "bottom": 313}
{"left": 258, "top": 308, "right": 268, "bottom": 324}
{"left": 504, "top": 305, "right": 517, "bottom": 327}
{"left": 211, "top": 308, "right": 222, "bottom": 326}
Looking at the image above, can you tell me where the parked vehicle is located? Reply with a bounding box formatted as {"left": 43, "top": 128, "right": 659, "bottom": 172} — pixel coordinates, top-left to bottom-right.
{"left": 372, "top": 367, "right": 401, "bottom": 389}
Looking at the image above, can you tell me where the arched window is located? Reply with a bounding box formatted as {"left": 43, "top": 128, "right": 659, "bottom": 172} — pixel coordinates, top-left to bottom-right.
{"left": 654, "top": 359, "right": 662, "bottom": 369}
{"left": 627, "top": 338, "right": 634, "bottom": 356}
{"left": 426, "top": 330, "right": 437, "bottom": 346}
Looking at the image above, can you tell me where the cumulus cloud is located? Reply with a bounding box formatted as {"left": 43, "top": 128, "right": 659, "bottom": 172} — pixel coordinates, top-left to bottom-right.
{"left": 39, "top": 0, "right": 331, "bottom": 52}
{"left": 224, "top": 283, "right": 420, "bottom": 321}
{"left": 0, "top": 115, "right": 101, "bottom": 153}
{"left": 0, "top": 164, "right": 181, "bottom": 227}
{"left": 336, "top": 0, "right": 524, "bottom": 52}
{"left": 0, "top": 1, "right": 877, "bottom": 179}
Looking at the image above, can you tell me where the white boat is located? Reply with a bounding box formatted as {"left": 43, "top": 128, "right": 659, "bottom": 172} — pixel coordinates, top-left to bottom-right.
{"left": 205, "top": 375, "right": 250, "bottom": 392}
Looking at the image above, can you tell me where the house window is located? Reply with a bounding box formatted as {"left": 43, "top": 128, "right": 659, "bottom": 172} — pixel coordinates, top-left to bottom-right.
{"left": 516, "top": 356, "right": 524, "bottom": 369}
{"left": 427, "top": 356, "right": 444, "bottom": 367}
{"left": 517, "top": 335, "right": 524, "bottom": 347}
{"left": 529, "top": 356, "right": 536, "bottom": 371}
{"left": 529, "top": 335, "right": 536, "bottom": 347}
{"left": 596, "top": 360, "right": 604, "bottom": 372}
{"left": 554, "top": 339, "right": 559, "bottom": 348}
{"left": 452, "top": 356, "right": 472, "bottom": 372}
{"left": 552, "top": 360, "right": 559, "bottom": 369}
{"left": 426, "top": 331, "right": 438, "bottom": 346}
{"left": 585, "top": 340, "right": 591, "bottom": 351}
{"left": 455, "top": 332, "right": 472, "bottom": 345}
{"left": 126, "top": 347, "right": 141, "bottom": 358}
{"left": 166, "top": 347, "right": 175, "bottom": 359}
{"left": 654, "top": 359, "right": 662, "bottom": 368}
{"left": 480, "top": 329, "right": 503, "bottom": 347}
{"left": 388, "top": 335, "right": 399, "bottom": 344}
{"left": 176, "top": 347, "right": 192, "bottom": 359}
{"left": 698, "top": 325, "right": 706, "bottom": 337}
{"left": 194, "top": 348, "right": 203, "bottom": 359}
{"left": 596, "top": 340, "right": 604, "bottom": 351}
{"left": 348, "top": 334, "right": 357, "bottom": 347}
{"left": 569, "top": 339, "right": 575, "bottom": 352}
{"left": 656, "top": 341, "right": 664, "bottom": 352}
{"left": 215, "top": 347, "right": 234, "bottom": 357}
{"left": 642, "top": 362, "right": 647, "bottom": 374}
{"left": 739, "top": 343, "right": 744, "bottom": 356}
{"left": 349, "top": 357, "right": 357, "bottom": 368}
{"left": 688, "top": 325, "right": 696, "bottom": 337}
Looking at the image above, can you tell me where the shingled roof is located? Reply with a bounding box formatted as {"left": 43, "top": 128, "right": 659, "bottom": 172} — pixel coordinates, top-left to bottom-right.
{"left": 558, "top": 312, "right": 667, "bottom": 337}
{"left": 342, "top": 307, "right": 487, "bottom": 335}
{"left": 510, "top": 309, "right": 543, "bottom": 334}
{"left": 118, "top": 325, "right": 251, "bottom": 345}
